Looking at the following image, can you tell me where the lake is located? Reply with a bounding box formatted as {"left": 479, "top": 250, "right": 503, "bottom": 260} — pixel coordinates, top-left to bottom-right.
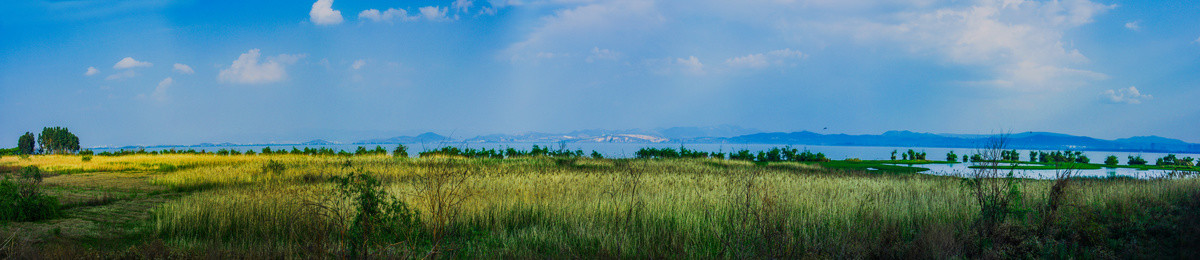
{"left": 92, "top": 142, "right": 1198, "bottom": 179}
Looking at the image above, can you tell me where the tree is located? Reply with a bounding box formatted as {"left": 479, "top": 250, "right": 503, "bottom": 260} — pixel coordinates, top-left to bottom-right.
{"left": 18, "top": 132, "right": 35, "bottom": 155}
{"left": 946, "top": 151, "right": 958, "bottom": 162}
{"left": 393, "top": 144, "right": 409, "bottom": 158}
{"left": 36, "top": 127, "right": 80, "bottom": 154}
{"left": 890, "top": 150, "right": 897, "bottom": 160}
{"left": 1104, "top": 156, "right": 1119, "bottom": 166}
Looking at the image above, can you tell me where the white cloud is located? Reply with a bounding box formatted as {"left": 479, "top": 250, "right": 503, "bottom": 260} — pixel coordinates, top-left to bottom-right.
{"left": 1195, "top": 36, "right": 1200, "bottom": 44}
{"left": 150, "top": 77, "right": 172, "bottom": 101}
{"left": 506, "top": 1, "right": 665, "bottom": 60}
{"left": 452, "top": 0, "right": 473, "bottom": 13}
{"left": 855, "top": 0, "right": 1114, "bottom": 92}
{"left": 85, "top": 67, "right": 99, "bottom": 76}
{"left": 1124, "top": 21, "right": 1140, "bottom": 31}
{"left": 359, "top": 8, "right": 416, "bottom": 23}
{"left": 1101, "top": 86, "right": 1152, "bottom": 104}
{"left": 113, "top": 57, "right": 152, "bottom": 69}
{"left": 218, "top": 49, "right": 303, "bottom": 85}
{"left": 676, "top": 56, "right": 704, "bottom": 75}
{"left": 173, "top": 63, "right": 194, "bottom": 74}
{"left": 585, "top": 47, "right": 618, "bottom": 63}
{"left": 105, "top": 70, "right": 136, "bottom": 80}
{"left": 419, "top": 6, "right": 449, "bottom": 21}
{"left": 352, "top": 59, "right": 366, "bottom": 70}
{"left": 479, "top": 6, "right": 497, "bottom": 16}
{"left": 726, "top": 48, "right": 806, "bottom": 69}
{"left": 310, "top": 0, "right": 343, "bottom": 26}
{"left": 725, "top": 53, "right": 769, "bottom": 68}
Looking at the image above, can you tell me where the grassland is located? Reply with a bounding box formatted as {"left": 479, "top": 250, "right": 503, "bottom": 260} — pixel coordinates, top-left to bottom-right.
{"left": 2, "top": 154, "right": 1199, "bottom": 258}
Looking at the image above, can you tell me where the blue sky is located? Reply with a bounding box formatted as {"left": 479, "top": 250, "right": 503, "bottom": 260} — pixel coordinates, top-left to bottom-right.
{"left": 2, "top": 0, "right": 1199, "bottom": 146}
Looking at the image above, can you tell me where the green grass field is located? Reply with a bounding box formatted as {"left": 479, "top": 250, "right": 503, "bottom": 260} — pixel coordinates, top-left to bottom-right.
{"left": 2, "top": 154, "right": 1199, "bottom": 258}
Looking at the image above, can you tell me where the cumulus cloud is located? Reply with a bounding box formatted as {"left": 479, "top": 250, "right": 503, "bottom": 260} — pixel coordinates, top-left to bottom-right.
{"left": 173, "top": 63, "right": 194, "bottom": 74}
{"left": 1101, "top": 86, "right": 1152, "bottom": 104}
{"left": 359, "top": 8, "right": 416, "bottom": 23}
{"left": 1124, "top": 21, "right": 1140, "bottom": 31}
{"left": 310, "top": 0, "right": 343, "bottom": 26}
{"left": 419, "top": 6, "right": 449, "bottom": 21}
{"left": 85, "top": 67, "right": 99, "bottom": 76}
{"left": 352, "top": 59, "right": 366, "bottom": 70}
{"left": 586, "top": 47, "right": 618, "bottom": 63}
{"left": 217, "top": 49, "right": 303, "bottom": 85}
{"left": 725, "top": 48, "right": 806, "bottom": 69}
{"left": 113, "top": 57, "right": 152, "bottom": 69}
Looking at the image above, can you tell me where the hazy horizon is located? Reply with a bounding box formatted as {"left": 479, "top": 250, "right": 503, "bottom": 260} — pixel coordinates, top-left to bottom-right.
{"left": 4, "top": 0, "right": 1199, "bottom": 146}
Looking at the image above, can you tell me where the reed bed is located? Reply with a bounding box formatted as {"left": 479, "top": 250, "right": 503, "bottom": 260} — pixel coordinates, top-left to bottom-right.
{"left": 10, "top": 154, "right": 1197, "bottom": 257}
{"left": 138, "top": 155, "right": 1200, "bottom": 258}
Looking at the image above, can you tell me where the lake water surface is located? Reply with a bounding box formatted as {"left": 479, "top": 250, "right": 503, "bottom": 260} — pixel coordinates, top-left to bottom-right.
{"left": 93, "top": 142, "right": 1198, "bottom": 179}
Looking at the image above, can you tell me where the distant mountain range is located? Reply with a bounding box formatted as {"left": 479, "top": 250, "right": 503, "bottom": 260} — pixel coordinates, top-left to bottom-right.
{"left": 93, "top": 127, "right": 1200, "bottom": 154}
{"left": 724, "top": 131, "right": 1200, "bottom": 153}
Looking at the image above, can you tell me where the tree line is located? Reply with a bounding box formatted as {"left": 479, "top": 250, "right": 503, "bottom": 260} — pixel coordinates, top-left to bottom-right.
{"left": 10, "top": 127, "right": 80, "bottom": 155}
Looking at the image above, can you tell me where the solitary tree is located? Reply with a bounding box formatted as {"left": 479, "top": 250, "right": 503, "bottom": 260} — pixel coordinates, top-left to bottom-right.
{"left": 18, "top": 132, "right": 35, "bottom": 155}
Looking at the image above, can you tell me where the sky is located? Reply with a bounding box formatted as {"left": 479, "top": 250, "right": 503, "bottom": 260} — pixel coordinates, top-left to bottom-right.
{"left": 2, "top": 0, "right": 1199, "bottom": 147}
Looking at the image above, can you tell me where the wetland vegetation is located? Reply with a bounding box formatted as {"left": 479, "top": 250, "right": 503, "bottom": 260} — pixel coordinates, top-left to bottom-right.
{"left": 1, "top": 141, "right": 1198, "bottom": 258}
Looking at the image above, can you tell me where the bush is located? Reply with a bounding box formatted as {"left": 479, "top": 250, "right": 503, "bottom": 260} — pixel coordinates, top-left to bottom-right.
{"left": 1104, "top": 156, "right": 1118, "bottom": 166}
{"left": 82, "top": 155, "right": 92, "bottom": 162}
{"left": 262, "top": 160, "right": 285, "bottom": 175}
{"left": 1128, "top": 155, "right": 1148, "bottom": 166}
{"left": 332, "top": 171, "right": 423, "bottom": 256}
{"left": 393, "top": 144, "right": 409, "bottom": 158}
{"left": 0, "top": 166, "right": 61, "bottom": 222}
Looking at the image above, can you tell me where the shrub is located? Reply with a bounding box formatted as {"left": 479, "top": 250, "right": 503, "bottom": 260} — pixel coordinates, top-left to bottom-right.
{"left": 262, "top": 160, "right": 286, "bottom": 175}
{"left": 393, "top": 144, "right": 409, "bottom": 158}
{"left": 1127, "top": 155, "right": 1148, "bottom": 165}
{"left": 81, "top": 155, "right": 92, "bottom": 162}
{"left": 332, "top": 171, "right": 422, "bottom": 256}
{"left": 1104, "top": 156, "right": 1118, "bottom": 166}
{"left": 0, "top": 166, "right": 61, "bottom": 222}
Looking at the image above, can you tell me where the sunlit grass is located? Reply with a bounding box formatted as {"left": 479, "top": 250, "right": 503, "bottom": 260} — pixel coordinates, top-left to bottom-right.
{"left": 9, "top": 154, "right": 1199, "bottom": 257}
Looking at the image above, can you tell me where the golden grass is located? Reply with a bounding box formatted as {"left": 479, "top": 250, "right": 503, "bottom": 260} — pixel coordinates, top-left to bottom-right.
{"left": 10, "top": 154, "right": 1199, "bottom": 257}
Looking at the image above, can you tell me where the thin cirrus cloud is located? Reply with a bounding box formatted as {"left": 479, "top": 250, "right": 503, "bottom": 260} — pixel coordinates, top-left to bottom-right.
{"left": 309, "top": 0, "right": 343, "bottom": 26}
{"left": 105, "top": 70, "right": 136, "bottom": 80}
{"left": 113, "top": 57, "right": 152, "bottom": 69}
{"left": 173, "top": 63, "right": 194, "bottom": 74}
{"left": 140, "top": 77, "right": 173, "bottom": 102}
{"left": 725, "top": 49, "right": 806, "bottom": 69}
{"left": 1101, "top": 86, "right": 1152, "bottom": 104}
{"left": 85, "top": 67, "right": 99, "bottom": 76}
{"left": 217, "top": 49, "right": 304, "bottom": 85}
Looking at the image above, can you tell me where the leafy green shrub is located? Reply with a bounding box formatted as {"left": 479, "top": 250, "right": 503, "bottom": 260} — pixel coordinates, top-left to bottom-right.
{"left": 1104, "top": 156, "right": 1118, "bottom": 166}
{"left": 81, "top": 155, "right": 92, "bottom": 162}
{"left": 393, "top": 144, "right": 409, "bottom": 158}
{"left": 1127, "top": 155, "right": 1148, "bottom": 165}
{"left": 332, "top": 171, "right": 423, "bottom": 256}
{"left": 0, "top": 166, "right": 61, "bottom": 222}
{"left": 261, "top": 160, "right": 285, "bottom": 175}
